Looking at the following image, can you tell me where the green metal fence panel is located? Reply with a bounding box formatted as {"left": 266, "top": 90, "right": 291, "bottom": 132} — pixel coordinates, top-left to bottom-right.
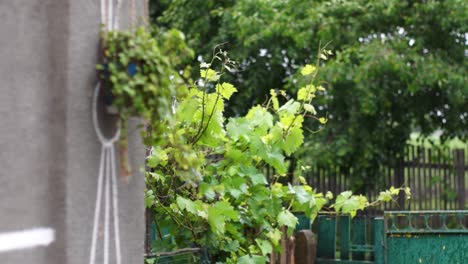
{"left": 339, "top": 215, "right": 351, "bottom": 260}
{"left": 317, "top": 216, "right": 337, "bottom": 259}
{"left": 351, "top": 218, "right": 366, "bottom": 260}
{"left": 372, "top": 218, "right": 384, "bottom": 264}
{"left": 315, "top": 260, "right": 374, "bottom": 264}
{"left": 316, "top": 215, "right": 384, "bottom": 264}
{"left": 295, "top": 212, "right": 312, "bottom": 232}
{"left": 385, "top": 211, "right": 468, "bottom": 264}
{"left": 147, "top": 217, "right": 209, "bottom": 264}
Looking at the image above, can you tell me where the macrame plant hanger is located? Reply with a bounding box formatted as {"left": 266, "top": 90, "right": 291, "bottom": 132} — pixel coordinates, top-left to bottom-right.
{"left": 88, "top": 0, "right": 129, "bottom": 264}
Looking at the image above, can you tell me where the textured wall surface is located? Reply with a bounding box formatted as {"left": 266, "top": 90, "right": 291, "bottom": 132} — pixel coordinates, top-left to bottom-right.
{"left": 0, "top": 1, "right": 145, "bottom": 263}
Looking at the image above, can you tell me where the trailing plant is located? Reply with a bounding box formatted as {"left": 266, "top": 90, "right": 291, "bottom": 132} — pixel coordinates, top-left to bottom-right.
{"left": 97, "top": 26, "right": 193, "bottom": 178}
{"left": 144, "top": 47, "right": 409, "bottom": 263}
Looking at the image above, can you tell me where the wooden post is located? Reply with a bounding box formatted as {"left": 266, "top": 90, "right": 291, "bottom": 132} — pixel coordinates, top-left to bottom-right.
{"left": 280, "top": 226, "right": 288, "bottom": 264}
{"left": 395, "top": 158, "right": 405, "bottom": 209}
{"left": 294, "top": 230, "right": 317, "bottom": 264}
{"left": 454, "top": 149, "right": 466, "bottom": 210}
{"left": 145, "top": 208, "right": 151, "bottom": 254}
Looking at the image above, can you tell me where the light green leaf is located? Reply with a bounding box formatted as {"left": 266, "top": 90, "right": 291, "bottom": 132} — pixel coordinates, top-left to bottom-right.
{"left": 227, "top": 118, "right": 252, "bottom": 142}
{"left": 297, "top": 85, "right": 316, "bottom": 101}
{"left": 213, "top": 201, "right": 239, "bottom": 220}
{"left": 377, "top": 191, "right": 393, "bottom": 202}
{"left": 216, "top": 82, "right": 238, "bottom": 99}
{"left": 265, "top": 151, "right": 287, "bottom": 175}
{"left": 270, "top": 89, "right": 279, "bottom": 110}
{"left": 266, "top": 229, "right": 282, "bottom": 246}
{"left": 301, "top": 64, "right": 316, "bottom": 76}
{"left": 277, "top": 209, "right": 298, "bottom": 228}
{"left": 249, "top": 173, "right": 267, "bottom": 185}
{"left": 200, "top": 62, "right": 211, "bottom": 68}
{"left": 223, "top": 240, "right": 239, "bottom": 252}
{"left": 200, "top": 68, "right": 220, "bottom": 81}
{"left": 208, "top": 208, "right": 225, "bottom": 234}
{"left": 255, "top": 239, "right": 273, "bottom": 256}
{"left": 278, "top": 99, "right": 301, "bottom": 116}
{"left": 147, "top": 149, "right": 168, "bottom": 168}
{"left": 293, "top": 185, "right": 311, "bottom": 204}
{"left": 303, "top": 104, "right": 317, "bottom": 115}
{"left": 405, "top": 187, "right": 411, "bottom": 199}
{"left": 176, "top": 196, "right": 197, "bottom": 214}
{"left": 283, "top": 126, "right": 304, "bottom": 155}
{"left": 245, "top": 106, "right": 274, "bottom": 131}
{"left": 238, "top": 255, "right": 266, "bottom": 264}
{"left": 145, "top": 190, "right": 154, "bottom": 208}
{"left": 199, "top": 182, "right": 216, "bottom": 201}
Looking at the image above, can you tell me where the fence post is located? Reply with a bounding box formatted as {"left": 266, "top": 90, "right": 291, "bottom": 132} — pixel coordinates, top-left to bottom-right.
{"left": 395, "top": 158, "right": 405, "bottom": 209}
{"left": 454, "top": 149, "right": 466, "bottom": 210}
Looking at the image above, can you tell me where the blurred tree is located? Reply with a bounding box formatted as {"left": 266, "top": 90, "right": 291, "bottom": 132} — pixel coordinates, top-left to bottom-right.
{"left": 151, "top": 0, "right": 467, "bottom": 191}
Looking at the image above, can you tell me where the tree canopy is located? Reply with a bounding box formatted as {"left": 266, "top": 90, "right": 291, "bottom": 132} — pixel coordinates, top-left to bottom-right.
{"left": 151, "top": 0, "right": 467, "bottom": 190}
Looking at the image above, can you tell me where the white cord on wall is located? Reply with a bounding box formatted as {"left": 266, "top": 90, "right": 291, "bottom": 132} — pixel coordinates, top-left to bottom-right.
{"left": 89, "top": 83, "right": 122, "bottom": 264}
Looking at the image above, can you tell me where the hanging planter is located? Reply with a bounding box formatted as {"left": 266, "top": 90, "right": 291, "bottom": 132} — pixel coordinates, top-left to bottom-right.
{"left": 97, "top": 60, "right": 139, "bottom": 114}
{"left": 96, "top": 26, "right": 186, "bottom": 180}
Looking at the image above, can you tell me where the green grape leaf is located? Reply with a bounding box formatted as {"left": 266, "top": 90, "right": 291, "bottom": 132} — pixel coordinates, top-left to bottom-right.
{"left": 216, "top": 82, "right": 238, "bottom": 99}
{"left": 208, "top": 201, "right": 239, "bottom": 235}
{"left": 246, "top": 106, "right": 273, "bottom": 131}
{"left": 377, "top": 191, "right": 393, "bottom": 202}
{"left": 297, "top": 85, "right": 316, "bottom": 101}
{"left": 147, "top": 148, "right": 168, "bottom": 168}
{"left": 208, "top": 208, "right": 225, "bottom": 234}
{"left": 176, "top": 196, "right": 197, "bottom": 214}
{"left": 200, "top": 68, "right": 220, "bottom": 81}
{"left": 265, "top": 150, "right": 287, "bottom": 175}
{"left": 303, "top": 104, "right": 317, "bottom": 115}
{"left": 249, "top": 173, "right": 267, "bottom": 185}
{"left": 213, "top": 201, "right": 239, "bottom": 220}
{"left": 238, "top": 255, "right": 266, "bottom": 264}
{"left": 227, "top": 117, "right": 252, "bottom": 142}
{"left": 334, "top": 191, "right": 368, "bottom": 217}
{"left": 145, "top": 190, "right": 155, "bottom": 208}
{"left": 277, "top": 209, "right": 298, "bottom": 228}
{"left": 293, "top": 185, "right": 311, "bottom": 204}
{"left": 266, "top": 229, "right": 282, "bottom": 246}
{"left": 278, "top": 99, "right": 301, "bottom": 116}
{"left": 283, "top": 126, "right": 304, "bottom": 155}
{"left": 223, "top": 240, "right": 240, "bottom": 252}
{"left": 255, "top": 239, "right": 273, "bottom": 256}
{"left": 300, "top": 64, "right": 317, "bottom": 76}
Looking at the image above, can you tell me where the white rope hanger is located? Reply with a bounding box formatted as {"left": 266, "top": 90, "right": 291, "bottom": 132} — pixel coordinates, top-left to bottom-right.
{"left": 89, "top": 83, "right": 122, "bottom": 264}
{"left": 89, "top": 0, "right": 139, "bottom": 262}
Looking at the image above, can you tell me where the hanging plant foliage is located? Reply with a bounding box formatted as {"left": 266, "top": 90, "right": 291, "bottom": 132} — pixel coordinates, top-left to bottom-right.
{"left": 97, "top": 26, "right": 193, "bottom": 179}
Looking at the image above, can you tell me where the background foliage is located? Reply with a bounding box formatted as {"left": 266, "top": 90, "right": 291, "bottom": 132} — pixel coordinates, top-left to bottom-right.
{"left": 150, "top": 0, "right": 467, "bottom": 191}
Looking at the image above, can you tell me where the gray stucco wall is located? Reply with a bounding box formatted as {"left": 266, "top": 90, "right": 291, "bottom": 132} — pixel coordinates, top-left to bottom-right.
{"left": 0, "top": 1, "right": 145, "bottom": 263}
